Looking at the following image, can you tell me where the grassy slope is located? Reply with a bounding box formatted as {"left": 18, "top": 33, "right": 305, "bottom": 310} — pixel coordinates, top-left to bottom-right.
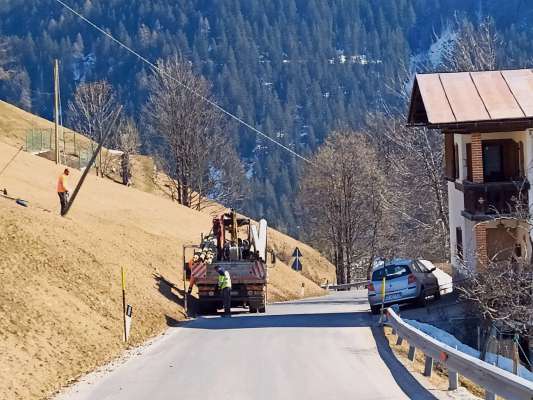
{"left": 0, "top": 103, "right": 335, "bottom": 400}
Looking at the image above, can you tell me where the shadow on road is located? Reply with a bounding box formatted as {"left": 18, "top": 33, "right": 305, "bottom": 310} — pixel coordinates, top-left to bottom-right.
{"left": 371, "top": 326, "right": 438, "bottom": 400}
{"left": 183, "top": 311, "right": 371, "bottom": 330}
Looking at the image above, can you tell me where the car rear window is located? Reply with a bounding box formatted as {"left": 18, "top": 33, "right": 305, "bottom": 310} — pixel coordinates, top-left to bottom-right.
{"left": 372, "top": 264, "right": 411, "bottom": 281}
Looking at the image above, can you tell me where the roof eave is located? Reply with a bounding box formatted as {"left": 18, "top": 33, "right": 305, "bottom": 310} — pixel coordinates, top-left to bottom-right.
{"left": 406, "top": 118, "right": 533, "bottom": 133}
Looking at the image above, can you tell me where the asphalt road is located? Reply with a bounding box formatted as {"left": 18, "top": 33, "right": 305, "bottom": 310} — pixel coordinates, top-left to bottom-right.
{"left": 57, "top": 290, "right": 438, "bottom": 400}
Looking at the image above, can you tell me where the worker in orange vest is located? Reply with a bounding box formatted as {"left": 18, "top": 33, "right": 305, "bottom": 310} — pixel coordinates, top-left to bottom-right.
{"left": 57, "top": 168, "right": 70, "bottom": 216}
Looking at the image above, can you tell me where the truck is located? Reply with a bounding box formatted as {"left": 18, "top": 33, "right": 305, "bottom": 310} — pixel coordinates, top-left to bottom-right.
{"left": 183, "top": 210, "right": 275, "bottom": 315}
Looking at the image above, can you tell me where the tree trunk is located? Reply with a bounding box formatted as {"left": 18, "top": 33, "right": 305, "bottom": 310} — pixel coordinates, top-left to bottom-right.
{"left": 181, "top": 176, "right": 189, "bottom": 207}
{"left": 121, "top": 153, "right": 130, "bottom": 185}
{"left": 336, "top": 243, "right": 345, "bottom": 284}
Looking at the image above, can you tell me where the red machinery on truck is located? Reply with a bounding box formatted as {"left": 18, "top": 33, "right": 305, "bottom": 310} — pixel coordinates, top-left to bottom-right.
{"left": 183, "top": 210, "right": 275, "bottom": 315}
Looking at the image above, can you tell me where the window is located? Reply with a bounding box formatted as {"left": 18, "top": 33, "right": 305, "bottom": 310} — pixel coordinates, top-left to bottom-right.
{"left": 372, "top": 264, "right": 411, "bottom": 281}
{"left": 456, "top": 227, "right": 463, "bottom": 260}
{"left": 410, "top": 261, "right": 421, "bottom": 273}
{"left": 483, "top": 142, "right": 503, "bottom": 181}
{"left": 482, "top": 140, "right": 519, "bottom": 182}
{"left": 415, "top": 260, "right": 430, "bottom": 272}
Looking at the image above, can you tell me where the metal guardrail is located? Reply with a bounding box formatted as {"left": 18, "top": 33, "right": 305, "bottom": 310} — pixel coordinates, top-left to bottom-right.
{"left": 386, "top": 308, "right": 533, "bottom": 400}
{"left": 321, "top": 280, "right": 367, "bottom": 290}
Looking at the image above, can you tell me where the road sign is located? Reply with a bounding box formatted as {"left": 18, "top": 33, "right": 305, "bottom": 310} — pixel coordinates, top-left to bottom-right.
{"left": 292, "top": 247, "right": 303, "bottom": 271}
{"left": 292, "top": 247, "right": 302, "bottom": 258}
{"left": 292, "top": 257, "right": 302, "bottom": 271}
{"left": 125, "top": 304, "right": 133, "bottom": 341}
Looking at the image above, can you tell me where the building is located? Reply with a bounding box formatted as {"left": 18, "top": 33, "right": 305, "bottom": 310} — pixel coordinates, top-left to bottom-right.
{"left": 407, "top": 69, "right": 533, "bottom": 270}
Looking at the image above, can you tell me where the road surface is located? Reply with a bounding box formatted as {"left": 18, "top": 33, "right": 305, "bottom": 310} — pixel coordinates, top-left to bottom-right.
{"left": 57, "top": 290, "right": 438, "bottom": 400}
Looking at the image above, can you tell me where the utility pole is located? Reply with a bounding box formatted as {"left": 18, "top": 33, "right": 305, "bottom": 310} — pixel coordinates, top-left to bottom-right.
{"left": 53, "top": 59, "right": 60, "bottom": 164}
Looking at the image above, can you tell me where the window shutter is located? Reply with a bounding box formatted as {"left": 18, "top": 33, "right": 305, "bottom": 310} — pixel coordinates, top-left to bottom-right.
{"left": 454, "top": 144, "right": 459, "bottom": 180}
{"left": 444, "top": 133, "right": 455, "bottom": 181}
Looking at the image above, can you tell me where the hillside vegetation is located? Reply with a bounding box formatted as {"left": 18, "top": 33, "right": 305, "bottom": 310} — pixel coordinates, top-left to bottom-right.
{"left": 0, "top": 104, "right": 334, "bottom": 400}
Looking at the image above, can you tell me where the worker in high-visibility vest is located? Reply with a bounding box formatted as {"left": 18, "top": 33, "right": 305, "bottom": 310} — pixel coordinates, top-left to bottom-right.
{"left": 57, "top": 168, "right": 70, "bottom": 216}
{"left": 215, "top": 266, "right": 232, "bottom": 317}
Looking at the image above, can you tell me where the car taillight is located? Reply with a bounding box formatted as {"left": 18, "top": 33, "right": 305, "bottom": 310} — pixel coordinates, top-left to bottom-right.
{"left": 368, "top": 282, "right": 375, "bottom": 291}
{"left": 408, "top": 274, "right": 416, "bottom": 284}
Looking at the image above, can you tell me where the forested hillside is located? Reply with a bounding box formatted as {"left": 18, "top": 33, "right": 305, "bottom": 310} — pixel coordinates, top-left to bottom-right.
{"left": 0, "top": 0, "right": 532, "bottom": 236}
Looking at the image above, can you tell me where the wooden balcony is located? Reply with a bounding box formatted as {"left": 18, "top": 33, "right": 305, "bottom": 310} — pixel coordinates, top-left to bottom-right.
{"left": 457, "top": 180, "right": 530, "bottom": 221}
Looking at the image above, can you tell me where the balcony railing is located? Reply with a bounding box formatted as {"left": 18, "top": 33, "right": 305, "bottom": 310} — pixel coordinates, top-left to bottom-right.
{"left": 460, "top": 180, "right": 530, "bottom": 221}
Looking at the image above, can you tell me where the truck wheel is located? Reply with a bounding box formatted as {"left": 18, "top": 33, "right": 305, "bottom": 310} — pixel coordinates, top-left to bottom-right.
{"left": 258, "top": 306, "right": 266, "bottom": 313}
{"left": 249, "top": 307, "right": 257, "bottom": 313}
{"left": 197, "top": 304, "right": 208, "bottom": 315}
{"left": 370, "top": 305, "right": 381, "bottom": 315}
{"left": 417, "top": 286, "right": 427, "bottom": 307}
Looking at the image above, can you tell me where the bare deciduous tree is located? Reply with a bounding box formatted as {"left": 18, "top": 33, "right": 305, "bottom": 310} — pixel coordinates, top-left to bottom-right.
{"left": 144, "top": 55, "right": 246, "bottom": 209}
{"left": 460, "top": 257, "right": 532, "bottom": 337}
{"left": 366, "top": 110, "right": 450, "bottom": 261}
{"left": 439, "top": 16, "right": 500, "bottom": 72}
{"left": 300, "top": 132, "right": 386, "bottom": 283}
{"left": 68, "top": 81, "right": 122, "bottom": 177}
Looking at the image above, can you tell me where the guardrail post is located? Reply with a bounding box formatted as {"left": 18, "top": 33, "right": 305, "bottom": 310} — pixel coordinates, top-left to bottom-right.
{"left": 408, "top": 345, "right": 416, "bottom": 361}
{"left": 448, "top": 370, "right": 458, "bottom": 390}
{"left": 392, "top": 328, "right": 396, "bottom": 335}
{"left": 423, "top": 355, "right": 433, "bottom": 377}
{"left": 485, "top": 391, "right": 495, "bottom": 400}
{"left": 396, "top": 336, "right": 403, "bottom": 345}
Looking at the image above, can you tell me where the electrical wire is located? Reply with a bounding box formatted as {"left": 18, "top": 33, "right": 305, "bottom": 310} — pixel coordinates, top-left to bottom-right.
{"left": 52, "top": 0, "right": 312, "bottom": 164}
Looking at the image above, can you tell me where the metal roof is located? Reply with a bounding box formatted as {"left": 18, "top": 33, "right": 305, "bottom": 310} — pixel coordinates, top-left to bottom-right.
{"left": 408, "top": 69, "right": 533, "bottom": 129}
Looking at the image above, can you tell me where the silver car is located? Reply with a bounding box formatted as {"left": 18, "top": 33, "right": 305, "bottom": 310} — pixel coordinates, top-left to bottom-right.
{"left": 367, "top": 258, "right": 439, "bottom": 314}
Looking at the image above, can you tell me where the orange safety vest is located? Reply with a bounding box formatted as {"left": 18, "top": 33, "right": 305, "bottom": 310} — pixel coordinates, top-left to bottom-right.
{"left": 57, "top": 174, "right": 68, "bottom": 193}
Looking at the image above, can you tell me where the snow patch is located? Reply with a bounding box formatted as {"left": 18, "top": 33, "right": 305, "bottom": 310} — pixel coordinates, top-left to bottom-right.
{"left": 405, "top": 319, "right": 533, "bottom": 382}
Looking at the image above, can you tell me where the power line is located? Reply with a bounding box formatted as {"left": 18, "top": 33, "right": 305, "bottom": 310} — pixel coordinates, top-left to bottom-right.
{"left": 52, "top": 0, "right": 312, "bottom": 164}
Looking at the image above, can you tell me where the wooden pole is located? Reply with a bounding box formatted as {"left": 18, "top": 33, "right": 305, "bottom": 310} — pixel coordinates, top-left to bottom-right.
{"left": 121, "top": 267, "right": 127, "bottom": 342}
{"left": 54, "top": 59, "right": 60, "bottom": 164}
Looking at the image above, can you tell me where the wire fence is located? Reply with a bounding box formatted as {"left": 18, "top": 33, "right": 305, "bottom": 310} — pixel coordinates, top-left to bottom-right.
{"left": 24, "top": 128, "right": 93, "bottom": 170}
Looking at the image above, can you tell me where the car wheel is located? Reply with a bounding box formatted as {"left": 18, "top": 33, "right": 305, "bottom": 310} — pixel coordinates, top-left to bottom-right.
{"left": 417, "top": 286, "right": 427, "bottom": 307}
{"left": 370, "top": 305, "right": 381, "bottom": 315}
{"left": 249, "top": 307, "right": 257, "bottom": 313}
{"left": 434, "top": 288, "right": 441, "bottom": 300}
